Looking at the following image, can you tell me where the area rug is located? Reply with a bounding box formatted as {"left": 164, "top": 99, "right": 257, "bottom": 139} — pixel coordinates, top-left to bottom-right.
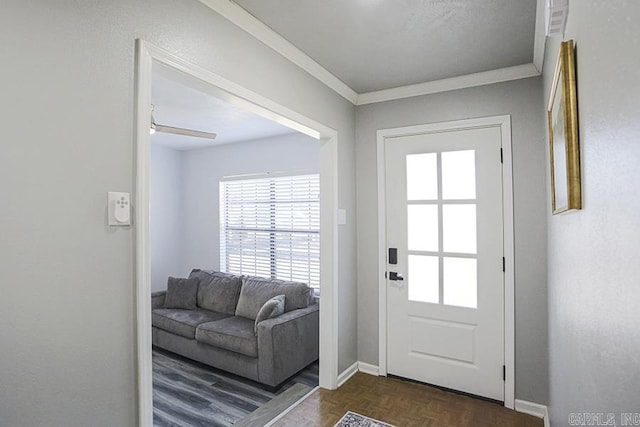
{"left": 334, "top": 411, "right": 395, "bottom": 427}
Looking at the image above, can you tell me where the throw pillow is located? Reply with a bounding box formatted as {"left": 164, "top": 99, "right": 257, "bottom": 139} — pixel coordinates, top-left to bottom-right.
{"left": 164, "top": 277, "right": 199, "bottom": 310}
{"left": 254, "top": 295, "right": 285, "bottom": 334}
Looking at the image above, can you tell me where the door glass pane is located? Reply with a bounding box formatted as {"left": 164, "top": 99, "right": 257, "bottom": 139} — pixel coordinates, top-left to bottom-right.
{"left": 407, "top": 205, "right": 438, "bottom": 252}
{"left": 406, "top": 153, "right": 437, "bottom": 200}
{"left": 408, "top": 255, "right": 439, "bottom": 304}
{"left": 443, "top": 257, "right": 477, "bottom": 308}
{"left": 443, "top": 204, "right": 477, "bottom": 254}
{"left": 442, "top": 150, "right": 476, "bottom": 200}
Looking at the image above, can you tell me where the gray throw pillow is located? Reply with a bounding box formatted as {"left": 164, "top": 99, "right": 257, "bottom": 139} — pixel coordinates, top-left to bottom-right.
{"left": 254, "top": 295, "right": 285, "bottom": 334}
{"left": 164, "top": 277, "right": 199, "bottom": 310}
{"left": 236, "top": 276, "right": 310, "bottom": 320}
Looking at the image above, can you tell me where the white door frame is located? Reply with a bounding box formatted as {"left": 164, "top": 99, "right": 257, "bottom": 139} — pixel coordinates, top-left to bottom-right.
{"left": 376, "top": 115, "right": 515, "bottom": 408}
{"left": 134, "top": 40, "right": 340, "bottom": 426}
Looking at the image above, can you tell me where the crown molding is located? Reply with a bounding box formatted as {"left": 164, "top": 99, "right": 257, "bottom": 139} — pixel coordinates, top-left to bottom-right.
{"left": 356, "top": 63, "right": 540, "bottom": 105}
{"left": 200, "top": 0, "right": 545, "bottom": 106}
{"left": 199, "top": 0, "right": 358, "bottom": 104}
{"left": 533, "top": 0, "right": 547, "bottom": 72}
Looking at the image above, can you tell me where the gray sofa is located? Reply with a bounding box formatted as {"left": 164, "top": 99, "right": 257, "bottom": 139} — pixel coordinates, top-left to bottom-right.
{"left": 151, "top": 269, "right": 319, "bottom": 387}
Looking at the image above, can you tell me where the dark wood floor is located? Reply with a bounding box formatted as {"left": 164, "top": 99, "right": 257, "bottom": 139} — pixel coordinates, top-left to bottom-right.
{"left": 273, "top": 373, "right": 543, "bottom": 427}
{"left": 152, "top": 348, "right": 318, "bottom": 426}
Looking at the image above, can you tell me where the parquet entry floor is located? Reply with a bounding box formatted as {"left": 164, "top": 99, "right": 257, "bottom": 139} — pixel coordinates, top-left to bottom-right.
{"left": 273, "top": 373, "right": 543, "bottom": 427}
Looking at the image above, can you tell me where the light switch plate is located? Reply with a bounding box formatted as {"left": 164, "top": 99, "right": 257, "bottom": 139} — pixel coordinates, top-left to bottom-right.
{"left": 108, "top": 192, "right": 131, "bottom": 226}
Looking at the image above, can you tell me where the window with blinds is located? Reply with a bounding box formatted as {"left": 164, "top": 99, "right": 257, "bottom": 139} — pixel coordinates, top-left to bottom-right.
{"left": 220, "top": 173, "right": 320, "bottom": 288}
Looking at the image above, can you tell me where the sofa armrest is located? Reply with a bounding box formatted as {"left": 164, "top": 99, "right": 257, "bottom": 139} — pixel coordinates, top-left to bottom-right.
{"left": 257, "top": 303, "right": 319, "bottom": 387}
{"left": 151, "top": 291, "right": 166, "bottom": 309}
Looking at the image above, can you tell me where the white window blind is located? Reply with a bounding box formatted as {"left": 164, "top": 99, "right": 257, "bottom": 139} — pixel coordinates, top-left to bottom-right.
{"left": 220, "top": 173, "right": 320, "bottom": 288}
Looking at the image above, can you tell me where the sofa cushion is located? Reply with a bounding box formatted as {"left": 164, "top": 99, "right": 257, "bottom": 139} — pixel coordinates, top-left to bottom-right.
{"left": 189, "top": 269, "right": 242, "bottom": 315}
{"left": 195, "top": 317, "right": 257, "bottom": 358}
{"left": 164, "top": 277, "right": 199, "bottom": 310}
{"left": 235, "top": 276, "right": 311, "bottom": 320}
{"left": 254, "top": 295, "right": 285, "bottom": 334}
{"left": 152, "top": 308, "right": 230, "bottom": 339}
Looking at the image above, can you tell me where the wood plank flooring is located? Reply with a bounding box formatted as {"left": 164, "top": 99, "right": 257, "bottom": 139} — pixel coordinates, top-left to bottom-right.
{"left": 152, "top": 348, "right": 318, "bottom": 427}
{"left": 273, "top": 373, "right": 543, "bottom": 427}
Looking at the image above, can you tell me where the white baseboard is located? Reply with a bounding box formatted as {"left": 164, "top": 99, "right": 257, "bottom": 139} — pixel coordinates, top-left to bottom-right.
{"left": 357, "top": 361, "right": 380, "bottom": 376}
{"left": 515, "top": 399, "right": 550, "bottom": 427}
{"left": 337, "top": 362, "right": 359, "bottom": 387}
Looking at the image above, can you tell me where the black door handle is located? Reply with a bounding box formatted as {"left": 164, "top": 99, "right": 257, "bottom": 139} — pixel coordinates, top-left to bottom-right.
{"left": 388, "top": 272, "right": 404, "bottom": 281}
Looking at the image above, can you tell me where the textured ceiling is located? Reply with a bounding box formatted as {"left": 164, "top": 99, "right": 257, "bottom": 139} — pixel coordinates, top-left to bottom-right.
{"left": 233, "top": 0, "right": 537, "bottom": 93}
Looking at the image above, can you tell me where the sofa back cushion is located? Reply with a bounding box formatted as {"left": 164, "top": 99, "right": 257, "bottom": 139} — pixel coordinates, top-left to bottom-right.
{"left": 189, "top": 269, "right": 242, "bottom": 315}
{"left": 235, "top": 276, "right": 311, "bottom": 320}
{"left": 164, "top": 277, "right": 199, "bottom": 310}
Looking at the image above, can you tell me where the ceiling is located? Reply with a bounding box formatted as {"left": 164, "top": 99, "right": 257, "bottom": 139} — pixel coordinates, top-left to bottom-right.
{"left": 232, "top": 0, "right": 538, "bottom": 94}
{"left": 152, "top": 1, "right": 541, "bottom": 149}
{"left": 152, "top": 67, "right": 297, "bottom": 151}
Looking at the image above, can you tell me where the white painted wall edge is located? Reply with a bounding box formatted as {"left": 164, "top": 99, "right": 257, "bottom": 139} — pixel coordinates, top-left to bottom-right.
{"left": 197, "top": 0, "right": 358, "bottom": 104}
{"left": 515, "top": 400, "right": 551, "bottom": 427}
{"left": 198, "top": 0, "right": 546, "bottom": 106}
{"left": 337, "top": 362, "right": 359, "bottom": 387}
{"left": 356, "top": 64, "right": 540, "bottom": 105}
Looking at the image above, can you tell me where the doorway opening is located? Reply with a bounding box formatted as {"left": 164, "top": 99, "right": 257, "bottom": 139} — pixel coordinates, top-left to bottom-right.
{"left": 135, "top": 40, "right": 339, "bottom": 426}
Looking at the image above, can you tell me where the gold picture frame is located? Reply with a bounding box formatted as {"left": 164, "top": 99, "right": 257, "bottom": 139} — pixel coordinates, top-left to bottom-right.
{"left": 548, "top": 39, "right": 581, "bottom": 214}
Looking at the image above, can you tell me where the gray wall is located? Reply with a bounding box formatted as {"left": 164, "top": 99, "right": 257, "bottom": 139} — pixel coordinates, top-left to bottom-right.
{"left": 151, "top": 145, "right": 187, "bottom": 292}
{"left": 181, "top": 133, "right": 319, "bottom": 273}
{"left": 542, "top": 2, "right": 640, "bottom": 425}
{"left": 0, "top": 1, "right": 357, "bottom": 425}
{"left": 355, "top": 77, "right": 549, "bottom": 404}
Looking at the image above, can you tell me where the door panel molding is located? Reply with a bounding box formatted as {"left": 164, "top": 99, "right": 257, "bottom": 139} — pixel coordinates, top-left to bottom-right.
{"left": 376, "top": 115, "right": 515, "bottom": 408}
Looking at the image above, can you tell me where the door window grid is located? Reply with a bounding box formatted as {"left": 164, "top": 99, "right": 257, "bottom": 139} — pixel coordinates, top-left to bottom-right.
{"left": 406, "top": 150, "right": 478, "bottom": 308}
{"left": 220, "top": 173, "right": 320, "bottom": 288}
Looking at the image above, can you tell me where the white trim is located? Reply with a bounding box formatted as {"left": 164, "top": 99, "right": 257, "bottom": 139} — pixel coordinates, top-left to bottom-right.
{"left": 144, "top": 43, "right": 321, "bottom": 141}
{"left": 376, "top": 115, "right": 515, "bottom": 409}
{"left": 500, "top": 116, "right": 516, "bottom": 409}
{"left": 135, "top": 40, "right": 341, "bottom": 426}
{"left": 533, "top": 0, "right": 547, "bottom": 73}
{"left": 319, "top": 132, "right": 340, "bottom": 391}
{"left": 357, "top": 362, "right": 380, "bottom": 376}
{"left": 337, "top": 362, "right": 359, "bottom": 387}
{"left": 357, "top": 64, "right": 540, "bottom": 105}
{"left": 515, "top": 400, "right": 551, "bottom": 427}
{"left": 198, "top": 0, "right": 357, "bottom": 104}
{"left": 376, "top": 136, "right": 388, "bottom": 376}
{"left": 263, "top": 386, "right": 320, "bottom": 427}
{"left": 134, "top": 39, "right": 154, "bottom": 427}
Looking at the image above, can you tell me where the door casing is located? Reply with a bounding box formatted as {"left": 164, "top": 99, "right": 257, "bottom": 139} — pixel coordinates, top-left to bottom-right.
{"left": 376, "top": 115, "right": 515, "bottom": 408}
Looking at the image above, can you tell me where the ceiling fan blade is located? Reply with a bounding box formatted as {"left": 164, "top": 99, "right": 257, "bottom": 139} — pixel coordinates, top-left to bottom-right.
{"left": 155, "top": 124, "right": 217, "bottom": 140}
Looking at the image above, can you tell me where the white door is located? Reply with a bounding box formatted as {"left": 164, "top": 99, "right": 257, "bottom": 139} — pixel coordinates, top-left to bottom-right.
{"left": 385, "top": 126, "right": 504, "bottom": 401}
